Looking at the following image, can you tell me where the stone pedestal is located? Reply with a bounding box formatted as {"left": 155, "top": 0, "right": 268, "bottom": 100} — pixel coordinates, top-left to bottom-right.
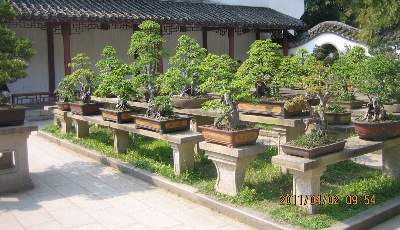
{"left": 54, "top": 110, "right": 73, "bottom": 134}
{"left": 289, "top": 166, "right": 327, "bottom": 214}
{"left": 199, "top": 142, "right": 266, "bottom": 196}
{"left": 382, "top": 145, "right": 400, "bottom": 181}
{"left": 112, "top": 129, "right": 131, "bottom": 153}
{"left": 75, "top": 119, "right": 89, "bottom": 138}
{"left": 0, "top": 124, "right": 37, "bottom": 194}
{"left": 170, "top": 142, "right": 196, "bottom": 175}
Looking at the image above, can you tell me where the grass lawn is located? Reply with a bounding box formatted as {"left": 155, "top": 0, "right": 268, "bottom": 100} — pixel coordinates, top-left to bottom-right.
{"left": 43, "top": 124, "right": 400, "bottom": 230}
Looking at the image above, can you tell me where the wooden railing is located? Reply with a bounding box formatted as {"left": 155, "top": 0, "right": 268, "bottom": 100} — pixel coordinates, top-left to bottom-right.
{"left": 11, "top": 92, "right": 58, "bottom": 108}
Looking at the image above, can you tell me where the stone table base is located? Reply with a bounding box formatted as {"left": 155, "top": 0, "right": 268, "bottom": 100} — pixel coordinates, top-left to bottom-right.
{"left": 0, "top": 124, "right": 37, "bottom": 194}
{"left": 199, "top": 141, "right": 266, "bottom": 196}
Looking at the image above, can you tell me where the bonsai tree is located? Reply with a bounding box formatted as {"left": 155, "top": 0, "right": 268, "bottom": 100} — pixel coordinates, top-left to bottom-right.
{"left": 62, "top": 53, "right": 101, "bottom": 104}
{"left": 54, "top": 76, "right": 77, "bottom": 102}
{"left": 0, "top": 0, "right": 36, "bottom": 105}
{"left": 353, "top": 54, "right": 400, "bottom": 121}
{"left": 276, "top": 48, "right": 315, "bottom": 90}
{"left": 329, "top": 46, "right": 367, "bottom": 102}
{"left": 128, "top": 20, "right": 168, "bottom": 101}
{"left": 236, "top": 39, "right": 283, "bottom": 97}
{"left": 158, "top": 35, "right": 207, "bottom": 97}
{"left": 145, "top": 95, "right": 176, "bottom": 120}
{"left": 94, "top": 46, "right": 138, "bottom": 110}
{"left": 199, "top": 53, "right": 253, "bottom": 130}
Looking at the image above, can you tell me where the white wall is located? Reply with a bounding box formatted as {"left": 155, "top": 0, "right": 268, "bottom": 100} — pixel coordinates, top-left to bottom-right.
{"left": 289, "top": 32, "right": 370, "bottom": 55}
{"left": 9, "top": 27, "right": 48, "bottom": 94}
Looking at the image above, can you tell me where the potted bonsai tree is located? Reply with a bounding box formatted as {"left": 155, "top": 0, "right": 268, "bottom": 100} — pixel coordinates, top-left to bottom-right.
{"left": 0, "top": 1, "right": 36, "bottom": 126}
{"left": 329, "top": 46, "right": 367, "bottom": 109}
{"left": 236, "top": 41, "right": 310, "bottom": 118}
{"left": 198, "top": 53, "right": 259, "bottom": 147}
{"left": 352, "top": 54, "right": 400, "bottom": 140}
{"left": 54, "top": 76, "right": 77, "bottom": 111}
{"left": 62, "top": 53, "right": 103, "bottom": 115}
{"left": 281, "top": 64, "right": 346, "bottom": 158}
{"left": 158, "top": 35, "right": 209, "bottom": 108}
{"left": 128, "top": 20, "right": 168, "bottom": 102}
{"left": 94, "top": 46, "right": 140, "bottom": 123}
{"left": 132, "top": 96, "right": 192, "bottom": 133}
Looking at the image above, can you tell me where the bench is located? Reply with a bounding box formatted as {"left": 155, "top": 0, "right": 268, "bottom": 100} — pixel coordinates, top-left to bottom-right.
{"left": 65, "top": 112, "right": 204, "bottom": 175}
{"left": 272, "top": 137, "right": 400, "bottom": 214}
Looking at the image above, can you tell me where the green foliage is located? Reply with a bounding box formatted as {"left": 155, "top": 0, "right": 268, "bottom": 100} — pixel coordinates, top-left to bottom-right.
{"left": 0, "top": 0, "right": 36, "bottom": 87}
{"left": 329, "top": 46, "right": 367, "bottom": 101}
{"left": 61, "top": 53, "right": 101, "bottom": 104}
{"left": 353, "top": 54, "right": 400, "bottom": 103}
{"left": 128, "top": 21, "right": 168, "bottom": 101}
{"left": 199, "top": 53, "right": 253, "bottom": 129}
{"left": 236, "top": 39, "right": 283, "bottom": 97}
{"left": 327, "top": 104, "right": 347, "bottom": 113}
{"left": 158, "top": 35, "right": 207, "bottom": 97}
{"left": 94, "top": 46, "right": 138, "bottom": 110}
{"left": 146, "top": 96, "right": 175, "bottom": 119}
{"left": 290, "top": 130, "right": 340, "bottom": 149}
{"left": 54, "top": 75, "right": 77, "bottom": 102}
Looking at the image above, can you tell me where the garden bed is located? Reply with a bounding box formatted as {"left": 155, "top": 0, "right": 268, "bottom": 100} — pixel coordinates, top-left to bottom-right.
{"left": 42, "top": 124, "right": 400, "bottom": 230}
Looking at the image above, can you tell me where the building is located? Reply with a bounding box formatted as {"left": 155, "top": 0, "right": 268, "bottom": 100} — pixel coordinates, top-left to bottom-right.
{"left": 9, "top": 0, "right": 307, "bottom": 104}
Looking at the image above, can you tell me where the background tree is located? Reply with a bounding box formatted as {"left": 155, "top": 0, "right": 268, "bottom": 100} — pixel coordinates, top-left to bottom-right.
{"left": 0, "top": 0, "right": 36, "bottom": 102}
{"left": 236, "top": 39, "right": 282, "bottom": 97}
{"left": 128, "top": 21, "right": 168, "bottom": 101}
{"left": 94, "top": 46, "right": 138, "bottom": 110}
{"left": 158, "top": 35, "right": 207, "bottom": 97}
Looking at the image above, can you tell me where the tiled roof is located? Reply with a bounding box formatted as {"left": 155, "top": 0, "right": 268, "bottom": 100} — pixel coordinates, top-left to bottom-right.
{"left": 10, "top": 0, "right": 307, "bottom": 30}
{"left": 289, "top": 21, "right": 360, "bottom": 47}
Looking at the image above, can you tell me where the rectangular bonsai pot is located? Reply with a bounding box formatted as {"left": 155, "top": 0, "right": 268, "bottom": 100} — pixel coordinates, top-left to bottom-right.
{"left": 56, "top": 101, "right": 70, "bottom": 111}
{"left": 69, "top": 102, "right": 103, "bottom": 115}
{"left": 199, "top": 125, "right": 260, "bottom": 148}
{"left": 281, "top": 140, "right": 346, "bottom": 159}
{"left": 237, "top": 100, "right": 309, "bottom": 118}
{"left": 132, "top": 114, "right": 191, "bottom": 134}
{"left": 0, "top": 106, "right": 27, "bottom": 126}
{"left": 100, "top": 108, "right": 139, "bottom": 123}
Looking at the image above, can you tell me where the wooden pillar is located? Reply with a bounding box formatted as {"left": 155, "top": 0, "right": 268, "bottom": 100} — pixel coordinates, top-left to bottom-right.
{"left": 228, "top": 28, "right": 234, "bottom": 59}
{"left": 47, "top": 23, "right": 56, "bottom": 94}
{"left": 202, "top": 27, "right": 208, "bottom": 50}
{"left": 61, "top": 23, "right": 71, "bottom": 75}
{"left": 256, "top": 29, "right": 260, "bottom": 40}
{"left": 283, "top": 30, "right": 289, "bottom": 56}
{"left": 157, "top": 26, "right": 163, "bottom": 73}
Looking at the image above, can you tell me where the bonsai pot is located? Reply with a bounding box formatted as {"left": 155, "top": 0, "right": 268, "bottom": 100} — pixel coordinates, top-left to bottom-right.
{"left": 353, "top": 120, "right": 400, "bottom": 141}
{"left": 237, "top": 100, "right": 309, "bottom": 118}
{"left": 56, "top": 101, "right": 70, "bottom": 111}
{"left": 69, "top": 102, "right": 103, "bottom": 115}
{"left": 199, "top": 125, "right": 260, "bottom": 148}
{"left": 0, "top": 106, "right": 27, "bottom": 126}
{"left": 132, "top": 114, "right": 191, "bottom": 133}
{"left": 325, "top": 112, "right": 352, "bottom": 125}
{"left": 334, "top": 100, "right": 364, "bottom": 109}
{"left": 100, "top": 108, "right": 139, "bottom": 123}
{"left": 171, "top": 97, "right": 211, "bottom": 109}
{"left": 281, "top": 140, "right": 346, "bottom": 159}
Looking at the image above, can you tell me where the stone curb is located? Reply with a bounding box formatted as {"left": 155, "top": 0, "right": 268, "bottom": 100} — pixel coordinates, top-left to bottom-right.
{"left": 37, "top": 131, "right": 400, "bottom": 230}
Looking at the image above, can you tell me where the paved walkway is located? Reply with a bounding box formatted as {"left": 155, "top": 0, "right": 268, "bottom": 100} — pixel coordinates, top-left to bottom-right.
{"left": 1, "top": 120, "right": 399, "bottom": 229}
{"left": 0, "top": 129, "right": 255, "bottom": 230}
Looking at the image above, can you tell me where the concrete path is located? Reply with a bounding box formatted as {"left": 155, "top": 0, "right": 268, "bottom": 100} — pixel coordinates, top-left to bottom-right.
{"left": 1, "top": 119, "right": 399, "bottom": 229}
{"left": 0, "top": 130, "right": 255, "bottom": 230}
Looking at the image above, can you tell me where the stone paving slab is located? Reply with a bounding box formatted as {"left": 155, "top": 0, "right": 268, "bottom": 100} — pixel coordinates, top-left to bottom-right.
{"left": 2, "top": 119, "right": 399, "bottom": 230}
{"left": 0, "top": 132, "right": 255, "bottom": 230}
